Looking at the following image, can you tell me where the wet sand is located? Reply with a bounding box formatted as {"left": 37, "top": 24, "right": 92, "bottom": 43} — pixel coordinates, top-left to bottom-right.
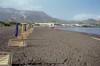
{"left": 11, "top": 27, "right": 100, "bottom": 66}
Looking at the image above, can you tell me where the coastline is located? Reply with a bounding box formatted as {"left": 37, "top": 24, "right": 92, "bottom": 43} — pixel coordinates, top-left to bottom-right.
{"left": 81, "top": 32, "right": 100, "bottom": 38}
{"left": 12, "top": 27, "right": 100, "bottom": 66}
{"left": 55, "top": 27, "right": 100, "bottom": 38}
{"left": 0, "top": 27, "right": 100, "bottom": 66}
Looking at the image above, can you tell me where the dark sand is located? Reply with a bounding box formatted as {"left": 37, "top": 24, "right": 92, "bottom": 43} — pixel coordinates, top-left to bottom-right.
{"left": 10, "top": 27, "right": 100, "bottom": 66}
{"left": 0, "top": 26, "right": 15, "bottom": 51}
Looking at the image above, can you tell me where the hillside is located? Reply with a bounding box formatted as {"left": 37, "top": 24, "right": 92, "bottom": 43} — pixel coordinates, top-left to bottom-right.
{"left": 0, "top": 7, "right": 100, "bottom": 24}
{"left": 0, "top": 7, "right": 57, "bottom": 23}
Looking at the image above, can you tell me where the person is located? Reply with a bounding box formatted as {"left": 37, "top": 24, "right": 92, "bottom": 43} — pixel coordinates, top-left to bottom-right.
{"left": 15, "top": 23, "right": 19, "bottom": 37}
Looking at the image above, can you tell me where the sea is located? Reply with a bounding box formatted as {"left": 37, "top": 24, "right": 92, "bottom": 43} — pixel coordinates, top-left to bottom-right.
{"left": 56, "top": 27, "right": 100, "bottom": 35}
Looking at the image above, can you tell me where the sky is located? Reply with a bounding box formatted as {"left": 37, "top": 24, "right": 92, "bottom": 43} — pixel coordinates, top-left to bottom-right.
{"left": 0, "top": 0, "right": 100, "bottom": 20}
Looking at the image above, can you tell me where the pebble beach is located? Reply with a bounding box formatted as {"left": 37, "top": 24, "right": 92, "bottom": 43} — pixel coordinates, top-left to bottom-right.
{"left": 0, "top": 27, "right": 100, "bottom": 66}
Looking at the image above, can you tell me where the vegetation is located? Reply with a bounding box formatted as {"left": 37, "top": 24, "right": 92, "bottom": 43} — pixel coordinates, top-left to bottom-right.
{"left": 0, "top": 21, "right": 17, "bottom": 27}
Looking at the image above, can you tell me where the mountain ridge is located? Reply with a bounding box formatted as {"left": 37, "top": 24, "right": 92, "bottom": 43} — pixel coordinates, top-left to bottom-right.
{"left": 0, "top": 7, "right": 100, "bottom": 24}
{"left": 0, "top": 7, "right": 56, "bottom": 23}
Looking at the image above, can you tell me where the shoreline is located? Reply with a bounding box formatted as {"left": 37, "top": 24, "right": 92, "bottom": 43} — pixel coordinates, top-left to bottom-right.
{"left": 0, "top": 27, "right": 100, "bottom": 66}
{"left": 13, "top": 27, "right": 100, "bottom": 65}
{"left": 55, "top": 27, "right": 100, "bottom": 38}
{"left": 81, "top": 32, "right": 100, "bottom": 38}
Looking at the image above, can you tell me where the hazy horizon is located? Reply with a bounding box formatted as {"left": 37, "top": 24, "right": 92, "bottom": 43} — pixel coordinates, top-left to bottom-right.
{"left": 0, "top": 0, "right": 100, "bottom": 20}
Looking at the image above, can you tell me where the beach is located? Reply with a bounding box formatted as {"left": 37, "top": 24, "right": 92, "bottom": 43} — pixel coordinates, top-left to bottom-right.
{"left": 9, "top": 27, "right": 100, "bottom": 66}
{"left": 0, "top": 26, "right": 15, "bottom": 51}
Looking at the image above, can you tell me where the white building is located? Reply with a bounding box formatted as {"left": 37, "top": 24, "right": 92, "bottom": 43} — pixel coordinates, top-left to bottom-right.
{"left": 35, "top": 23, "right": 55, "bottom": 27}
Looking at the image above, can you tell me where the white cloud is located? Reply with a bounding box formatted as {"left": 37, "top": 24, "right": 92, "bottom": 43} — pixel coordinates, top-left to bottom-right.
{"left": 72, "top": 14, "right": 100, "bottom": 20}
{"left": 0, "top": 0, "right": 43, "bottom": 10}
{"left": 97, "top": 16, "right": 100, "bottom": 19}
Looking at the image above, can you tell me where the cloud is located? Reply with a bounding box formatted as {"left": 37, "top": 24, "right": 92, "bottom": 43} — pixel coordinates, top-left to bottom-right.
{"left": 0, "top": 0, "right": 43, "bottom": 10}
{"left": 97, "top": 16, "right": 100, "bottom": 19}
{"left": 72, "top": 14, "right": 100, "bottom": 20}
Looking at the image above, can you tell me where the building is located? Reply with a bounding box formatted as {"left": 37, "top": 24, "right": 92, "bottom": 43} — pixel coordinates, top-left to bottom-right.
{"left": 35, "top": 23, "right": 55, "bottom": 27}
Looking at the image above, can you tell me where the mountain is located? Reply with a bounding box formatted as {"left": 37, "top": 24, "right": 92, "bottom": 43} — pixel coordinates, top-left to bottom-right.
{"left": 0, "top": 7, "right": 99, "bottom": 24}
{"left": 79, "top": 18, "right": 100, "bottom": 24}
{"left": 0, "top": 7, "right": 57, "bottom": 23}
{"left": 64, "top": 18, "right": 100, "bottom": 24}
